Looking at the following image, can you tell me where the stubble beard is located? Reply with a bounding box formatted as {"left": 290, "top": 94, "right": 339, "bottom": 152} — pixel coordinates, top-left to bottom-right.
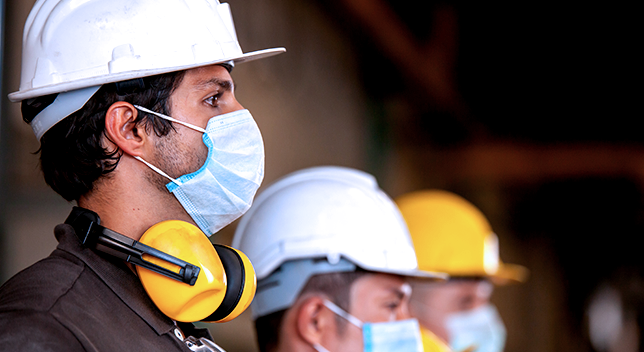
{"left": 148, "top": 130, "right": 207, "bottom": 196}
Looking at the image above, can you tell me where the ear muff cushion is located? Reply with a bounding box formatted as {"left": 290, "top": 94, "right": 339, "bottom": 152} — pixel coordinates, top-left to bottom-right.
{"left": 203, "top": 244, "right": 245, "bottom": 322}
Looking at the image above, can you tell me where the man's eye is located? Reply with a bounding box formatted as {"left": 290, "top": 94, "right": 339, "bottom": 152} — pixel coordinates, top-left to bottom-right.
{"left": 458, "top": 295, "right": 476, "bottom": 310}
{"left": 386, "top": 301, "right": 401, "bottom": 310}
{"left": 205, "top": 93, "right": 222, "bottom": 106}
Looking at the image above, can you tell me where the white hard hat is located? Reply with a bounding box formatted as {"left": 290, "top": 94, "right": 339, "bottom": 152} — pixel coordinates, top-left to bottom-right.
{"left": 10, "top": 0, "right": 285, "bottom": 138}
{"left": 232, "top": 166, "right": 446, "bottom": 280}
{"left": 233, "top": 166, "right": 446, "bottom": 319}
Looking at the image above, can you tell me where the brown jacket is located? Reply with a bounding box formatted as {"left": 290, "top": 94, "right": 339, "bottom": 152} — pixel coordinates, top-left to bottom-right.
{"left": 0, "top": 223, "right": 212, "bottom": 351}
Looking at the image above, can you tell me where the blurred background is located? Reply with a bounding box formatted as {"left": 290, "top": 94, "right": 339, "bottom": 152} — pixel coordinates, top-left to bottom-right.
{"left": 1, "top": 1, "right": 641, "bottom": 351}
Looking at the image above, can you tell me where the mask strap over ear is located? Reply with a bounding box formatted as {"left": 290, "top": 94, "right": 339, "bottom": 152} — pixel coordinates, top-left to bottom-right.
{"left": 134, "top": 105, "right": 206, "bottom": 133}
{"left": 134, "top": 156, "right": 178, "bottom": 184}
{"left": 65, "top": 206, "right": 200, "bottom": 285}
{"left": 312, "top": 343, "right": 331, "bottom": 352}
{"left": 323, "top": 300, "right": 363, "bottom": 328}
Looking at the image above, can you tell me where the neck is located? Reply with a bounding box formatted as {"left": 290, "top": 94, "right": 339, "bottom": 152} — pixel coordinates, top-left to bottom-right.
{"left": 273, "top": 307, "right": 320, "bottom": 352}
{"left": 273, "top": 341, "right": 317, "bottom": 352}
{"left": 78, "top": 154, "right": 192, "bottom": 241}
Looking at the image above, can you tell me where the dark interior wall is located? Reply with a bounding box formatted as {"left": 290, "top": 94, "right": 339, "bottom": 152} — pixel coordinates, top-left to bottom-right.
{"left": 0, "top": 0, "right": 6, "bottom": 282}
{"left": 511, "top": 177, "right": 644, "bottom": 351}
{"left": 312, "top": 1, "right": 642, "bottom": 351}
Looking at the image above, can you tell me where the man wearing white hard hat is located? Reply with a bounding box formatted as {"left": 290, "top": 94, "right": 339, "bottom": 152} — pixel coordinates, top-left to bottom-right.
{"left": 232, "top": 166, "right": 447, "bottom": 352}
{"left": 0, "top": 0, "right": 283, "bottom": 350}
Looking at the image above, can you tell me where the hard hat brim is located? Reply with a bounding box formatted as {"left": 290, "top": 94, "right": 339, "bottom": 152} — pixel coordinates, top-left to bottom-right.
{"left": 490, "top": 262, "right": 529, "bottom": 285}
{"left": 8, "top": 47, "right": 286, "bottom": 102}
{"left": 366, "top": 266, "right": 448, "bottom": 281}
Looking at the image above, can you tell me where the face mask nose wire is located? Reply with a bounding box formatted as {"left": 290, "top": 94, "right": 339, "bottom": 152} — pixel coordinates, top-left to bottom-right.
{"left": 134, "top": 105, "right": 207, "bottom": 133}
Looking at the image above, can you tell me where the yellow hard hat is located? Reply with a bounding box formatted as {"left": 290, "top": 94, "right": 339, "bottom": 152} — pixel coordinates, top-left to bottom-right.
{"left": 137, "top": 220, "right": 256, "bottom": 322}
{"left": 396, "top": 190, "right": 528, "bottom": 283}
{"left": 421, "top": 327, "right": 453, "bottom": 352}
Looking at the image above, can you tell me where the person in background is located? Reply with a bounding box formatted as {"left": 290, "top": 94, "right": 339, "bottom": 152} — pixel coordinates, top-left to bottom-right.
{"left": 233, "top": 166, "right": 447, "bottom": 352}
{"left": 396, "top": 190, "right": 529, "bottom": 352}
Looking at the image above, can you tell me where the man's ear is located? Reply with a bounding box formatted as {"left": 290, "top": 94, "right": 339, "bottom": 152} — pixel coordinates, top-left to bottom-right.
{"left": 295, "top": 296, "right": 335, "bottom": 346}
{"left": 104, "top": 102, "right": 148, "bottom": 157}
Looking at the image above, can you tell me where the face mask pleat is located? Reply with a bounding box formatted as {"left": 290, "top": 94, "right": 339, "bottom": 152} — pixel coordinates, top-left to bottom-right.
{"left": 321, "top": 299, "right": 424, "bottom": 352}
{"left": 445, "top": 304, "right": 507, "bottom": 352}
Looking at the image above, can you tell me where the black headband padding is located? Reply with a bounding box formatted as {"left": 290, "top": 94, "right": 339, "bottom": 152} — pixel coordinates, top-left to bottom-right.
{"left": 114, "top": 78, "right": 147, "bottom": 96}
{"left": 204, "top": 244, "right": 246, "bottom": 321}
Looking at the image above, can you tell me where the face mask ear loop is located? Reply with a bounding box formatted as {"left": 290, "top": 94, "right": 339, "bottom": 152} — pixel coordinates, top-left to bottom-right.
{"left": 312, "top": 343, "right": 331, "bottom": 352}
{"left": 134, "top": 156, "right": 178, "bottom": 184}
{"left": 134, "top": 105, "right": 207, "bottom": 133}
{"left": 323, "top": 300, "right": 363, "bottom": 328}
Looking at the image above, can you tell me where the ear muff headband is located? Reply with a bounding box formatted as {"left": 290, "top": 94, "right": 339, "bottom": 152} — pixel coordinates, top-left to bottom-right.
{"left": 65, "top": 206, "right": 200, "bottom": 285}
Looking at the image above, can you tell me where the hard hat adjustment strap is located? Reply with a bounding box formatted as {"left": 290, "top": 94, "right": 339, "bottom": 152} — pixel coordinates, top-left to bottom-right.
{"left": 25, "top": 86, "right": 102, "bottom": 140}
{"left": 21, "top": 93, "right": 58, "bottom": 124}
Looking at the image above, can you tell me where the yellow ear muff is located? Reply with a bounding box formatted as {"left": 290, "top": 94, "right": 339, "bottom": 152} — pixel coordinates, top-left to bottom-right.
{"left": 135, "top": 220, "right": 256, "bottom": 323}
{"left": 203, "top": 245, "right": 257, "bottom": 323}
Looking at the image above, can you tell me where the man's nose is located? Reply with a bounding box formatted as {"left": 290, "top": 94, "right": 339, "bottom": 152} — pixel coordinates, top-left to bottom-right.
{"left": 396, "top": 301, "right": 413, "bottom": 320}
{"left": 224, "top": 98, "right": 245, "bottom": 115}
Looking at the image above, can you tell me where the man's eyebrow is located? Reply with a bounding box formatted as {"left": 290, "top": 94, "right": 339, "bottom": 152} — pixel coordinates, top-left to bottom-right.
{"left": 389, "top": 287, "right": 408, "bottom": 300}
{"left": 391, "top": 283, "right": 412, "bottom": 300}
{"left": 195, "top": 77, "right": 235, "bottom": 92}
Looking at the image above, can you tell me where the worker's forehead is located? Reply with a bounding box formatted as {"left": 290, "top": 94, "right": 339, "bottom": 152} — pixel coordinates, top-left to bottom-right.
{"left": 412, "top": 278, "right": 493, "bottom": 298}
{"left": 351, "top": 273, "right": 410, "bottom": 297}
{"left": 179, "top": 65, "right": 234, "bottom": 89}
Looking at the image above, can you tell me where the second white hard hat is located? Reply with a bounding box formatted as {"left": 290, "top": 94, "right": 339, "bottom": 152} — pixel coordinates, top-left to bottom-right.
{"left": 233, "top": 166, "right": 446, "bottom": 280}
{"left": 233, "top": 166, "right": 446, "bottom": 319}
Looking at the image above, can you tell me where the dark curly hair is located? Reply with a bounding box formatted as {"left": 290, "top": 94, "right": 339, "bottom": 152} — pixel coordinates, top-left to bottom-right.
{"left": 23, "top": 71, "right": 186, "bottom": 201}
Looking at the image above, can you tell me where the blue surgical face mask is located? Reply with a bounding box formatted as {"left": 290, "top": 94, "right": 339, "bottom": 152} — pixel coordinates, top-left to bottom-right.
{"left": 445, "top": 304, "right": 506, "bottom": 352}
{"left": 315, "top": 300, "right": 423, "bottom": 352}
{"left": 134, "top": 106, "right": 264, "bottom": 236}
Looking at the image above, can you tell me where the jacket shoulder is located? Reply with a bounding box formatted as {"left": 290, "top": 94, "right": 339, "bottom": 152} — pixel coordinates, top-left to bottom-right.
{"left": 0, "top": 252, "right": 86, "bottom": 351}
{"left": 0, "top": 309, "right": 85, "bottom": 351}
{"left": 0, "top": 250, "right": 85, "bottom": 312}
